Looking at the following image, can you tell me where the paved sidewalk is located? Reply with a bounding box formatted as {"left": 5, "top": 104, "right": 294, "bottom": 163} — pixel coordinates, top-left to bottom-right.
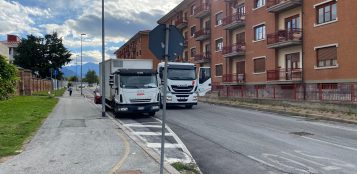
{"left": 0, "top": 90, "right": 162, "bottom": 174}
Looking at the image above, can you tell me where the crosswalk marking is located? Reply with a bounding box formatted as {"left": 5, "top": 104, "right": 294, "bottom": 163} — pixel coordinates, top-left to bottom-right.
{"left": 134, "top": 132, "right": 173, "bottom": 136}
{"left": 147, "top": 143, "right": 182, "bottom": 148}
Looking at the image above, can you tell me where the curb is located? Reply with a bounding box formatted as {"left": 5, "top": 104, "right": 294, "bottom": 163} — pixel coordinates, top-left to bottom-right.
{"left": 201, "top": 99, "right": 357, "bottom": 125}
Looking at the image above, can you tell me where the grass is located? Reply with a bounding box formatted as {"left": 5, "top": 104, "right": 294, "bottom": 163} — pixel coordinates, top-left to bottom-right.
{"left": 32, "top": 88, "right": 66, "bottom": 97}
{"left": 171, "top": 162, "right": 200, "bottom": 174}
{"left": 0, "top": 96, "right": 58, "bottom": 158}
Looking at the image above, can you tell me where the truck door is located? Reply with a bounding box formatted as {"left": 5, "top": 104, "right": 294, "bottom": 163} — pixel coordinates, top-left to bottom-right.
{"left": 197, "top": 67, "right": 211, "bottom": 96}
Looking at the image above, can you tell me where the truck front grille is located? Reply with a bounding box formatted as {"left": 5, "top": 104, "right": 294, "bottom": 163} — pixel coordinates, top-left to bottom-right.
{"left": 130, "top": 99, "right": 151, "bottom": 103}
{"left": 171, "top": 85, "right": 194, "bottom": 93}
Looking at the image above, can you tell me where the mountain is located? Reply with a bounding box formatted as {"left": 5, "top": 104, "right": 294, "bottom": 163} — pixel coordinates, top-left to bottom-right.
{"left": 62, "top": 62, "right": 99, "bottom": 77}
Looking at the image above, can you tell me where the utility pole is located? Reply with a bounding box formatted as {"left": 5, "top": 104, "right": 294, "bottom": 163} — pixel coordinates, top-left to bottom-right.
{"left": 101, "top": 0, "right": 106, "bottom": 117}
{"left": 81, "top": 33, "right": 86, "bottom": 96}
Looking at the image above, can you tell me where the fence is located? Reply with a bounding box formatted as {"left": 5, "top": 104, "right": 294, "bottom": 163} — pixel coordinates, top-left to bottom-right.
{"left": 16, "top": 68, "right": 67, "bottom": 96}
{"left": 212, "top": 83, "right": 357, "bottom": 104}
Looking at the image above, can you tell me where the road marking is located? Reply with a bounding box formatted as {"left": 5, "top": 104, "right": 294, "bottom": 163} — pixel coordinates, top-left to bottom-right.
{"left": 307, "top": 122, "right": 357, "bottom": 132}
{"left": 134, "top": 132, "right": 173, "bottom": 136}
{"left": 281, "top": 151, "right": 325, "bottom": 166}
{"left": 262, "top": 153, "right": 317, "bottom": 174}
{"left": 302, "top": 136, "right": 357, "bottom": 152}
{"left": 147, "top": 143, "right": 182, "bottom": 148}
{"left": 124, "top": 124, "right": 162, "bottom": 128}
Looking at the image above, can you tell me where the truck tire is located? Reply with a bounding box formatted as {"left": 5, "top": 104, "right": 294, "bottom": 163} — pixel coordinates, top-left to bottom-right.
{"left": 148, "top": 112, "right": 156, "bottom": 116}
{"left": 185, "top": 105, "right": 193, "bottom": 109}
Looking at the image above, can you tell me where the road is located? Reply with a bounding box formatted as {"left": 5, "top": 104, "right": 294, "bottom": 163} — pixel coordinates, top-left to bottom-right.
{"left": 159, "top": 103, "right": 357, "bottom": 174}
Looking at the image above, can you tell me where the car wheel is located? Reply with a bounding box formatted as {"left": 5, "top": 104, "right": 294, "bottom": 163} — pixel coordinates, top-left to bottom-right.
{"left": 148, "top": 112, "right": 156, "bottom": 116}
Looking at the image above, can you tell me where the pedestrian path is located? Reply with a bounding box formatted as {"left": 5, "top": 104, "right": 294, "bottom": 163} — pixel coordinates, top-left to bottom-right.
{"left": 0, "top": 90, "right": 164, "bottom": 174}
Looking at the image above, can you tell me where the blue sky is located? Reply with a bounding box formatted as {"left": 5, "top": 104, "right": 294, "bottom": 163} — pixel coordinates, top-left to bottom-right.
{"left": 0, "top": 0, "right": 182, "bottom": 66}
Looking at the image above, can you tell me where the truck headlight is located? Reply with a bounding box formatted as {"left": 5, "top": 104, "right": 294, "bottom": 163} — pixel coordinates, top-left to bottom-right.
{"left": 193, "top": 96, "right": 198, "bottom": 101}
{"left": 152, "top": 106, "right": 160, "bottom": 110}
{"left": 166, "top": 96, "right": 172, "bottom": 101}
{"left": 119, "top": 107, "right": 128, "bottom": 111}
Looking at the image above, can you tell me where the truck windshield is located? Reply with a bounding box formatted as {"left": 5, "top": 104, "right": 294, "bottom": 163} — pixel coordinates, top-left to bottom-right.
{"left": 168, "top": 68, "right": 196, "bottom": 80}
{"left": 120, "top": 75, "right": 158, "bottom": 89}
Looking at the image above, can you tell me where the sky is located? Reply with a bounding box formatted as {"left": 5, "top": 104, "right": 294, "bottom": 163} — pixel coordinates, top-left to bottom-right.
{"left": 0, "top": 0, "right": 182, "bottom": 66}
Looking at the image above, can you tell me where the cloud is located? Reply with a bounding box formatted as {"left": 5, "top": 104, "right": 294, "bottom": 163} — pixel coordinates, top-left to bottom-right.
{"left": 0, "top": 1, "right": 51, "bottom": 35}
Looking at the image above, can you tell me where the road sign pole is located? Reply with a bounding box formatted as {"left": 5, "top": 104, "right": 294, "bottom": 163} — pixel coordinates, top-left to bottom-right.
{"left": 160, "top": 24, "right": 170, "bottom": 174}
{"left": 101, "top": 0, "right": 106, "bottom": 117}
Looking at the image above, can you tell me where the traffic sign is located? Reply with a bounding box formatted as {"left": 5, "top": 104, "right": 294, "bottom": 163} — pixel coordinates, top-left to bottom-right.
{"left": 149, "top": 24, "right": 184, "bottom": 61}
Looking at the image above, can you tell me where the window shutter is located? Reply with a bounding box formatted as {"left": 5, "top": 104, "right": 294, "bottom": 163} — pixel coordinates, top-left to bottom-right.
{"left": 317, "top": 46, "right": 337, "bottom": 60}
{"left": 254, "top": 58, "right": 265, "bottom": 73}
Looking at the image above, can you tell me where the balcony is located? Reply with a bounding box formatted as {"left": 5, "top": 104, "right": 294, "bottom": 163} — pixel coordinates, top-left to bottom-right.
{"left": 194, "top": 28, "right": 211, "bottom": 41}
{"left": 193, "top": 3, "right": 211, "bottom": 18}
{"left": 222, "top": 13, "right": 245, "bottom": 30}
{"left": 267, "top": 68, "right": 302, "bottom": 82}
{"left": 223, "top": 43, "right": 246, "bottom": 58}
{"left": 267, "top": 28, "right": 302, "bottom": 49}
{"left": 193, "top": 52, "right": 211, "bottom": 64}
{"left": 267, "top": 0, "right": 302, "bottom": 13}
{"left": 175, "top": 18, "right": 188, "bottom": 30}
{"left": 223, "top": 74, "right": 245, "bottom": 83}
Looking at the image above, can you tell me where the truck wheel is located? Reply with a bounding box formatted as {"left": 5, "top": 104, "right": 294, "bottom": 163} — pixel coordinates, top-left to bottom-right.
{"left": 148, "top": 112, "right": 156, "bottom": 116}
{"left": 185, "top": 105, "right": 193, "bottom": 109}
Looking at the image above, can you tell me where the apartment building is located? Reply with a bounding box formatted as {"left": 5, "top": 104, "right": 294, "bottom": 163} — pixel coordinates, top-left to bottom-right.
{"left": 114, "top": 30, "right": 160, "bottom": 69}
{"left": 157, "top": 0, "right": 357, "bottom": 88}
{"left": 0, "top": 34, "right": 21, "bottom": 63}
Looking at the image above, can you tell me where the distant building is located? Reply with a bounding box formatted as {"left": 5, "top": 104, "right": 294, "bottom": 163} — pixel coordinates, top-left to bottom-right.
{"left": 0, "top": 42, "right": 9, "bottom": 60}
{"left": 0, "top": 34, "right": 21, "bottom": 63}
{"left": 114, "top": 30, "right": 160, "bottom": 69}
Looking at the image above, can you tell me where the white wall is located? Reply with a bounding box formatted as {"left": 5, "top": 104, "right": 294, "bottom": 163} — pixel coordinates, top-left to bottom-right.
{"left": 0, "top": 43, "right": 9, "bottom": 61}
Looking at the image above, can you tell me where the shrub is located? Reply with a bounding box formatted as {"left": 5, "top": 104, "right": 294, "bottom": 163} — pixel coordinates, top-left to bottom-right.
{"left": 0, "top": 55, "right": 18, "bottom": 100}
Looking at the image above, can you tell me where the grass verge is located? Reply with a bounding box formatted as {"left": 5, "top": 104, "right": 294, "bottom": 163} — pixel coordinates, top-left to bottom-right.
{"left": 171, "top": 162, "right": 200, "bottom": 174}
{"left": 0, "top": 96, "right": 58, "bottom": 158}
{"left": 32, "top": 88, "right": 66, "bottom": 97}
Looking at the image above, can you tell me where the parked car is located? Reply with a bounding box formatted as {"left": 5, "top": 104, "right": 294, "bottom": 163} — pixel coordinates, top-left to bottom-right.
{"left": 94, "top": 86, "right": 101, "bottom": 104}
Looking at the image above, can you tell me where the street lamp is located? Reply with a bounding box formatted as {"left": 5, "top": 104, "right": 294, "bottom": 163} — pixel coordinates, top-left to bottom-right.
{"left": 75, "top": 55, "right": 78, "bottom": 90}
{"left": 80, "top": 33, "right": 86, "bottom": 96}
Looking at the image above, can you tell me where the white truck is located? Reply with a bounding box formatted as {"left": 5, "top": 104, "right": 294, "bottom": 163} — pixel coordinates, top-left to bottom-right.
{"left": 100, "top": 59, "right": 160, "bottom": 117}
{"left": 157, "top": 62, "right": 211, "bottom": 108}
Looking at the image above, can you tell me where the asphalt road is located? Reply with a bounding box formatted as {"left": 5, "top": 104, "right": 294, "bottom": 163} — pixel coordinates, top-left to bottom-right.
{"left": 159, "top": 103, "right": 357, "bottom": 174}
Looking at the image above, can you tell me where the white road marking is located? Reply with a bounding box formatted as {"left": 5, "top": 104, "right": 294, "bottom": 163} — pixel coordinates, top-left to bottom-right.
{"left": 248, "top": 155, "right": 283, "bottom": 170}
{"left": 281, "top": 151, "right": 325, "bottom": 166}
{"left": 307, "top": 122, "right": 357, "bottom": 132}
{"left": 134, "top": 132, "right": 173, "bottom": 136}
{"left": 124, "top": 124, "right": 162, "bottom": 128}
{"left": 147, "top": 143, "right": 182, "bottom": 148}
{"left": 295, "top": 150, "right": 356, "bottom": 169}
{"left": 302, "top": 136, "right": 357, "bottom": 152}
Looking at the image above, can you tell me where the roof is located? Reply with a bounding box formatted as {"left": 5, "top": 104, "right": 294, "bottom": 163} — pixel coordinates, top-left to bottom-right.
{"left": 157, "top": 0, "right": 195, "bottom": 24}
{"left": 114, "top": 30, "right": 151, "bottom": 54}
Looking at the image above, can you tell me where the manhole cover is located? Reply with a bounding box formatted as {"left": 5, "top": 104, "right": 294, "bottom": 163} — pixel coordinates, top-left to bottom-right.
{"left": 115, "top": 170, "right": 142, "bottom": 174}
{"left": 59, "top": 119, "right": 86, "bottom": 128}
{"left": 290, "top": 131, "right": 314, "bottom": 136}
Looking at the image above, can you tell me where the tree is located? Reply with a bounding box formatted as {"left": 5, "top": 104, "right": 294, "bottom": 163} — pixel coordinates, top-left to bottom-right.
{"left": 0, "top": 55, "right": 18, "bottom": 100}
{"left": 83, "top": 70, "right": 99, "bottom": 85}
{"left": 14, "top": 32, "right": 71, "bottom": 79}
{"left": 68, "top": 76, "right": 78, "bottom": 82}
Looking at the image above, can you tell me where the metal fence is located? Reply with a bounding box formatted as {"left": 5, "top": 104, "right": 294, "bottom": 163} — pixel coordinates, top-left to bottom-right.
{"left": 213, "top": 83, "right": 357, "bottom": 103}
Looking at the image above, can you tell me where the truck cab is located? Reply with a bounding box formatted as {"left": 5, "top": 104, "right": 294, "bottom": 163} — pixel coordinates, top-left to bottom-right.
{"left": 158, "top": 62, "right": 205, "bottom": 108}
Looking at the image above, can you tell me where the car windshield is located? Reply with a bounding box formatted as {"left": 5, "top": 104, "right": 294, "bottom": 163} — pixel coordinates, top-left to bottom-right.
{"left": 120, "top": 75, "right": 158, "bottom": 89}
{"left": 167, "top": 68, "right": 196, "bottom": 80}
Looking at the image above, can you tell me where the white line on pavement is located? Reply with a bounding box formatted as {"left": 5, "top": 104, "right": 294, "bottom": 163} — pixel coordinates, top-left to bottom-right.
{"left": 124, "top": 124, "right": 162, "bottom": 128}
{"left": 134, "top": 132, "right": 173, "bottom": 136}
{"left": 147, "top": 143, "right": 182, "bottom": 148}
{"left": 302, "top": 136, "right": 357, "bottom": 152}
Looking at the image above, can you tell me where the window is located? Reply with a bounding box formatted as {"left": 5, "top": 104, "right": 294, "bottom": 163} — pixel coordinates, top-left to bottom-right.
{"left": 254, "top": 58, "right": 266, "bottom": 73}
{"left": 316, "top": 1, "right": 337, "bottom": 24}
{"left": 184, "top": 51, "right": 188, "bottom": 61}
{"left": 215, "top": 38, "right": 223, "bottom": 52}
{"left": 9, "top": 48, "right": 12, "bottom": 55}
{"left": 139, "top": 50, "right": 141, "bottom": 55}
{"left": 237, "top": 3, "right": 245, "bottom": 15}
{"left": 191, "top": 5, "right": 196, "bottom": 15}
{"left": 215, "top": 64, "right": 223, "bottom": 77}
{"left": 254, "top": 0, "right": 265, "bottom": 9}
{"left": 254, "top": 24, "right": 266, "bottom": 41}
{"left": 215, "top": 12, "right": 223, "bottom": 26}
{"left": 191, "top": 26, "right": 196, "bottom": 37}
{"left": 190, "top": 48, "right": 196, "bottom": 57}
{"left": 285, "top": 15, "right": 300, "bottom": 30}
{"left": 316, "top": 46, "right": 337, "bottom": 67}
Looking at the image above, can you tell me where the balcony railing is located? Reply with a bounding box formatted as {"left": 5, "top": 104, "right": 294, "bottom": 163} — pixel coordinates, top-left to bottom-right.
{"left": 222, "top": 13, "right": 245, "bottom": 30}
{"left": 194, "top": 52, "right": 211, "bottom": 63}
{"left": 267, "top": 0, "right": 302, "bottom": 13}
{"left": 175, "top": 18, "right": 188, "bottom": 29}
{"left": 194, "top": 28, "right": 211, "bottom": 41}
{"left": 222, "top": 43, "right": 246, "bottom": 57}
{"left": 223, "top": 74, "right": 245, "bottom": 83}
{"left": 267, "top": 28, "right": 302, "bottom": 48}
{"left": 267, "top": 68, "right": 302, "bottom": 81}
{"left": 193, "top": 3, "right": 211, "bottom": 18}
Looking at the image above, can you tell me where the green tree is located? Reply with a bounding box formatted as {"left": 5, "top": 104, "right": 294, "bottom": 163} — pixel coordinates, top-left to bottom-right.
{"left": 0, "top": 55, "right": 18, "bottom": 100}
{"left": 84, "top": 70, "right": 99, "bottom": 85}
{"left": 14, "top": 32, "right": 71, "bottom": 79}
{"left": 68, "top": 76, "right": 78, "bottom": 82}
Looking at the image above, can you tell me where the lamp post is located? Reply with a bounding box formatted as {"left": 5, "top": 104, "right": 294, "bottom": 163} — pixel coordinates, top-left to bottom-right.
{"left": 101, "top": 0, "right": 106, "bottom": 117}
{"left": 80, "top": 33, "right": 86, "bottom": 96}
{"left": 75, "top": 55, "right": 78, "bottom": 90}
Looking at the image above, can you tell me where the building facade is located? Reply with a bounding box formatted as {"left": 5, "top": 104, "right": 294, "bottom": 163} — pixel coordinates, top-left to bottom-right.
{"left": 0, "top": 34, "right": 21, "bottom": 63}
{"left": 157, "top": 0, "right": 357, "bottom": 88}
{"left": 114, "top": 30, "right": 160, "bottom": 69}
